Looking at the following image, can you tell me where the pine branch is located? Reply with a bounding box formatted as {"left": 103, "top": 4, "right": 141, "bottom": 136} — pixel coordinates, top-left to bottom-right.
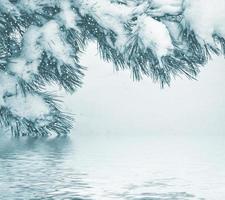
{"left": 0, "top": 0, "right": 225, "bottom": 136}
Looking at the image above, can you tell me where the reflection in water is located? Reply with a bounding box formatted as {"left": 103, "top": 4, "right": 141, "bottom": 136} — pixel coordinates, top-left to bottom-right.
{"left": 2, "top": 134, "right": 224, "bottom": 200}
{"left": 0, "top": 136, "right": 91, "bottom": 200}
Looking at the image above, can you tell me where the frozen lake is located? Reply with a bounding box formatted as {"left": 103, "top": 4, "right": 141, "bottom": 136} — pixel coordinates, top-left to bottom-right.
{"left": 1, "top": 44, "right": 225, "bottom": 199}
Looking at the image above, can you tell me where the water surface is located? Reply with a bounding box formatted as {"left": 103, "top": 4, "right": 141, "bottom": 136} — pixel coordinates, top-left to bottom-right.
{"left": 0, "top": 133, "right": 225, "bottom": 200}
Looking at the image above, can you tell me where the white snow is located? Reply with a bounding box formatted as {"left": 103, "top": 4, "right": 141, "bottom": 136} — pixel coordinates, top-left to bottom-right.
{"left": 41, "top": 20, "right": 75, "bottom": 66}
{"left": 135, "top": 15, "right": 174, "bottom": 57}
{"left": 0, "top": 72, "right": 49, "bottom": 120}
{"left": 8, "top": 20, "right": 75, "bottom": 81}
{"left": 77, "top": 0, "right": 133, "bottom": 51}
{"left": 8, "top": 26, "right": 42, "bottom": 81}
{"left": 5, "top": 93, "right": 50, "bottom": 120}
{"left": 184, "top": 0, "right": 225, "bottom": 46}
{"left": 0, "top": 73, "right": 17, "bottom": 107}
{"left": 58, "top": 1, "right": 78, "bottom": 30}
{"left": 149, "top": 0, "right": 183, "bottom": 17}
{"left": 22, "top": 26, "right": 42, "bottom": 61}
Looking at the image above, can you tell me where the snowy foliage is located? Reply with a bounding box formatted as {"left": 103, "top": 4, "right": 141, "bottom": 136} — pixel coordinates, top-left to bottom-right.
{"left": 0, "top": 0, "right": 225, "bottom": 136}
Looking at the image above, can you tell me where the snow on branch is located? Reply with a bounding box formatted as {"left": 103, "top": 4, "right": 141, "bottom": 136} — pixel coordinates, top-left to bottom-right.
{"left": 0, "top": 0, "right": 225, "bottom": 135}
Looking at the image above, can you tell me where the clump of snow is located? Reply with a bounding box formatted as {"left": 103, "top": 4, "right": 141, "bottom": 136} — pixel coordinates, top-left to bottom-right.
{"left": 161, "top": 20, "right": 183, "bottom": 46}
{"left": 0, "top": 73, "right": 49, "bottom": 120}
{"left": 8, "top": 57, "right": 40, "bottom": 80}
{"left": 78, "top": 0, "right": 132, "bottom": 19}
{"left": 8, "top": 20, "right": 75, "bottom": 81}
{"left": 0, "top": 73, "right": 17, "bottom": 107}
{"left": 184, "top": 0, "right": 225, "bottom": 46}
{"left": 77, "top": 0, "right": 133, "bottom": 51}
{"left": 135, "top": 15, "right": 174, "bottom": 57}
{"left": 58, "top": 0, "right": 78, "bottom": 30}
{"left": 8, "top": 26, "right": 42, "bottom": 81}
{"left": 149, "top": 0, "right": 183, "bottom": 17}
{"left": 41, "top": 20, "right": 75, "bottom": 66}
{"left": 22, "top": 26, "right": 42, "bottom": 61}
{"left": 5, "top": 93, "right": 50, "bottom": 120}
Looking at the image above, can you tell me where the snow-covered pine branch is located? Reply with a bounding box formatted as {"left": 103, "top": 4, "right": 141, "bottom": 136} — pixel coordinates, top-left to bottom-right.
{"left": 0, "top": 0, "right": 224, "bottom": 136}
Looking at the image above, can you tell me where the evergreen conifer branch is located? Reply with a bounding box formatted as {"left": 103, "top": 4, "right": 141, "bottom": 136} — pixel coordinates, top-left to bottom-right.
{"left": 0, "top": 0, "right": 224, "bottom": 135}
